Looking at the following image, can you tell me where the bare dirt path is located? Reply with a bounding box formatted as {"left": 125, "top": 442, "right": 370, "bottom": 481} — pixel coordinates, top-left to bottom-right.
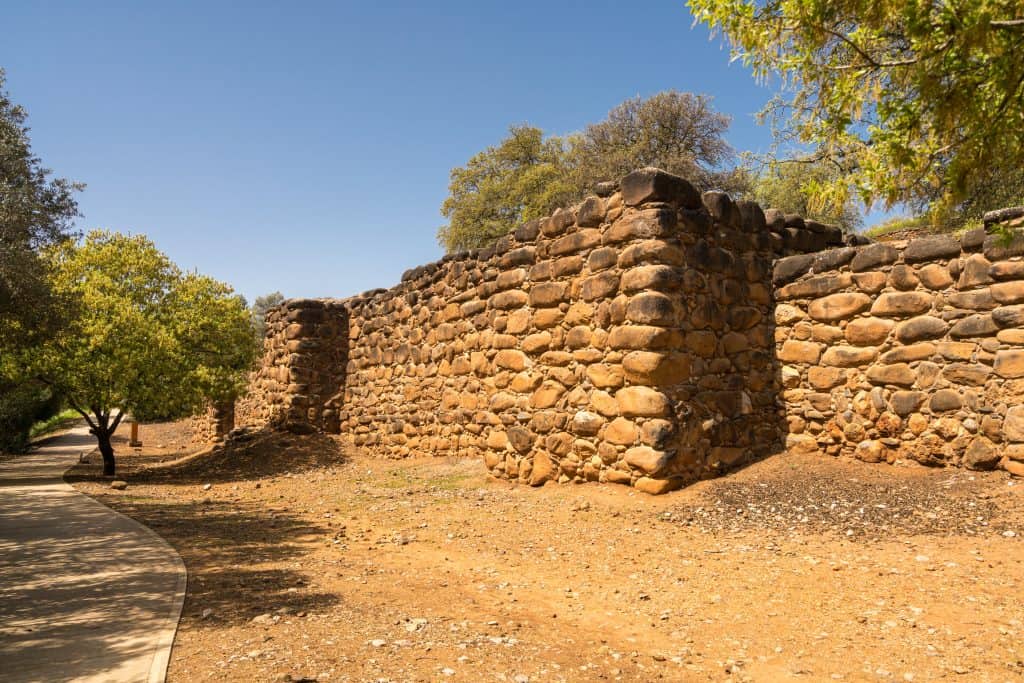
{"left": 0, "top": 425, "right": 186, "bottom": 683}
{"left": 70, "top": 427, "right": 1024, "bottom": 683}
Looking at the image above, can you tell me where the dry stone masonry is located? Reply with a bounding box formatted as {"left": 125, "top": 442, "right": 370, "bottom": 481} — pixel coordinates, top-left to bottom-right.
{"left": 776, "top": 209, "right": 1024, "bottom": 478}
{"left": 233, "top": 168, "right": 1024, "bottom": 490}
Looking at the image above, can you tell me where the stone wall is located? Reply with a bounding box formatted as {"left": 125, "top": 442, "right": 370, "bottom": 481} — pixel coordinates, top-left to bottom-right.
{"left": 237, "top": 168, "right": 841, "bottom": 492}
{"left": 775, "top": 210, "right": 1024, "bottom": 477}
{"left": 233, "top": 166, "right": 1024, "bottom": 488}
{"left": 235, "top": 298, "right": 348, "bottom": 433}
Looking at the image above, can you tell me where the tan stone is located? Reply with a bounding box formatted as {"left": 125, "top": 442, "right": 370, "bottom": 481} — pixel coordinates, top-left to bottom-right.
{"left": 490, "top": 290, "right": 528, "bottom": 310}
{"left": 936, "top": 342, "right": 975, "bottom": 361}
{"left": 808, "top": 366, "right": 845, "bottom": 389}
{"left": 812, "top": 324, "right": 844, "bottom": 343}
{"left": 807, "top": 292, "right": 872, "bottom": 322}
{"left": 522, "top": 332, "right": 552, "bottom": 354}
{"left": 532, "top": 308, "right": 564, "bottom": 329}
{"left": 998, "top": 329, "right": 1024, "bottom": 344}
{"left": 615, "top": 386, "right": 671, "bottom": 417}
{"left": 604, "top": 417, "right": 639, "bottom": 445}
{"left": 580, "top": 272, "right": 620, "bottom": 301}
{"left": 622, "top": 351, "right": 691, "bottom": 385}
{"left": 775, "top": 304, "right": 804, "bottom": 326}
{"left": 506, "top": 309, "right": 531, "bottom": 334}
{"left": 853, "top": 271, "right": 887, "bottom": 293}
{"left": 608, "top": 325, "right": 679, "bottom": 350}
{"left": 530, "top": 381, "right": 566, "bottom": 409}
{"left": 821, "top": 346, "right": 879, "bottom": 367}
{"left": 918, "top": 263, "right": 954, "bottom": 290}
{"left": 880, "top": 343, "right": 936, "bottom": 363}
{"left": 590, "top": 390, "right": 619, "bottom": 417}
{"left": 992, "top": 281, "right": 1024, "bottom": 304}
{"left": 778, "top": 340, "right": 823, "bottom": 364}
{"left": 634, "top": 477, "right": 681, "bottom": 495}
{"left": 845, "top": 317, "right": 894, "bottom": 345}
{"left": 486, "top": 430, "right": 509, "bottom": 450}
{"left": 620, "top": 265, "right": 680, "bottom": 293}
{"left": 624, "top": 446, "right": 672, "bottom": 474}
{"left": 564, "top": 326, "right": 592, "bottom": 349}
{"left": 871, "top": 291, "right": 933, "bottom": 317}
{"left": 995, "top": 350, "right": 1024, "bottom": 378}
{"left": 586, "top": 363, "right": 624, "bottom": 389}
{"left": 494, "top": 349, "right": 528, "bottom": 371}
{"left": 865, "top": 363, "right": 916, "bottom": 387}
{"left": 510, "top": 372, "right": 543, "bottom": 393}
{"left": 529, "top": 282, "right": 569, "bottom": 308}
{"left": 529, "top": 451, "right": 556, "bottom": 486}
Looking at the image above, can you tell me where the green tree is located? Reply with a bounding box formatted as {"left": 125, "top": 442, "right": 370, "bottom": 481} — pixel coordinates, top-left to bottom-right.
{"left": 687, "top": 0, "right": 1024, "bottom": 218}
{"left": 570, "top": 91, "right": 741, "bottom": 194}
{"left": 752, "top": 161, "right": 863, "bottom": 231}
{"left": 0, "top": 68, "right": 82, "bottom": 452}
{"left": 437, "top": 92, "right": 742, "bottom": 252}
{"left": 251, "top": 291, "right": 284, "bottom": 339}
{"left": 0, "top": 68, "right": 82, "bottom": 345}
{"left": 438, "top": 125, "right": 577, "bottom": 252}
{"left": 33, "top": 231, "right": 257, "bottom": 475}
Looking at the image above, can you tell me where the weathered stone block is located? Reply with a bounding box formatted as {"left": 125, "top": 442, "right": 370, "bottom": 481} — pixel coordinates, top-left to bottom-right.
{"left": 529, "top": 282, "right": 569, "bottom": 308}
{"left": 626, "top": 292, "right": 676, "bottom": 325}
{"left": 624, "top": 446, "right": 673, "bottom": 475}
{"left": 850, "top": 243, "right": 898, "bottom": 271}
{"left": 871, "top": 292, "right": 933, "bottom": 317}
{"left": 845, "top": 317, "right": 894, "bottom": 345}
{"left": 822, "top": 346, "right": 879, "bottom": 367}
{"left": 903, "top": 235, "right": 961, "bottom": 262}
{"left": 995, "top": 350, "right": 1024, "bottom": 378}
{"left": 620, "top": 167, "right": 701, "bottom": 208}
{"left": 918, "top": 263, "right": 954, "bottom": 290}
{"left": 808, "top": 292, "right": 872, "bottom": 321}
{"left": 778, "top": 340, "right": 823, "bottom": 364}
{"left": 895, "top": 316, "right": 949, "bottom": 343}
{"left": 949, "top": 314, "right": 998, "bottom": 338}
{"left": 865, "top": 363, "right": 916, "bottom": 387}
{"left": 580, "top": 271, "right": 620, "bottom": 301}
{"left": 615, "top": 386, "right": 671, "bottom": 417}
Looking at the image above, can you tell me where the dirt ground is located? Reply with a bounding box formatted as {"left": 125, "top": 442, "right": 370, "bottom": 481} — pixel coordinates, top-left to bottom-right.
{"left": 67, "top": 421, "right": 1024, "bottom": 683}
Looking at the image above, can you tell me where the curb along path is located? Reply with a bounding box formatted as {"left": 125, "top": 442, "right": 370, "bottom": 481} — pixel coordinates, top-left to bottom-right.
{"left": 0, "top": 425, "right": 186, "bottom": 683}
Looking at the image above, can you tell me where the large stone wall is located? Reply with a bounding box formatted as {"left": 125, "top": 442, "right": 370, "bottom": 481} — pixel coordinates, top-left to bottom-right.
{"left": 775, "top": 211, "right": 1024, "bottom": 477}
{"left": 234, "top": 167, "right": 1024, "bottom": 489}
{"left": 238, "top": 168, "right": 842, "bottom": 492}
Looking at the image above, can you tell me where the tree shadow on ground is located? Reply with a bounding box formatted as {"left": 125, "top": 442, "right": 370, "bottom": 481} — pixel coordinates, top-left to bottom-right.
{"left": 84, "top": 495, "right": 340, "bottom": 629}
{"left": 67, "top": 428, "right": 348, "bottom": 487}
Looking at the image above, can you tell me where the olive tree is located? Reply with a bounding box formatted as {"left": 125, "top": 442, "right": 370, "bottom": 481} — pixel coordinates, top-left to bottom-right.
{"left": 34, "top": 231, "right": 257, "bottom": 475}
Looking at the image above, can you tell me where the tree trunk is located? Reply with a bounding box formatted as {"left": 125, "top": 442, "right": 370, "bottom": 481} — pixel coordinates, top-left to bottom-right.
{"left": 96, "top": 428, "right": 116, "bottom": 477}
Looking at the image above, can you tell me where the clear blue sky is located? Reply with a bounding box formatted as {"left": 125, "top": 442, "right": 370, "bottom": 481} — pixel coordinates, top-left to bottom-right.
{"left": 2, "top": 0, "right": 885, "bottom": 302}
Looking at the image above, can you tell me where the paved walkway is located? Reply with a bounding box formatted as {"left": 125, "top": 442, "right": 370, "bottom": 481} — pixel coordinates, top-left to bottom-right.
{"left": 0, "top": 426, "right": 186, "bottom": 683}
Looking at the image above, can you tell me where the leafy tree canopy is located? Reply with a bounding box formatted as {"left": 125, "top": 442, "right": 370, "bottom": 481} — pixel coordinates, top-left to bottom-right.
{"left": 687, "top": 0, "right": 1024, "bottom": 219}
{"left": 251, "top": 290, "right": 285, "bottom": 339}
{"left": 0, "top": 68, "right": 81, "bottom": 347}
{"left": 437, "top": 91, "right": 742, "bottom": 252}
{"left": 32, "top": 231, "right": 257, "bottom": 474}
{"left": 752, "top": 160, "right": 863, "bottom": 231}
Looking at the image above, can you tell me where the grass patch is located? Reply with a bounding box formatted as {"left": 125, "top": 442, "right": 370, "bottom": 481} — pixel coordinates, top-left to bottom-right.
{"left": 29, "top": 409, "right": 81, "bottom": 440}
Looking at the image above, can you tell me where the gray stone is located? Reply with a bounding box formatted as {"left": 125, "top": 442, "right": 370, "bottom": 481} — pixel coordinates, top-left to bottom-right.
{"left": 904, "top": 235, "right": 961, "bottom": 262}
{"left": 930, "top": 389, "right": 962, "bottom": 412}
{"left": 993, "top": 304, "right": 1024, "bottom": 328}
{"left": 850, "top": 243, "right": 899, "bottom": 271}
{"left": 620, "top": 167, "right": 701, "bottom": 208}
{"left": 963, "top": 437, "right": 1000, "bottom": 470}
{"left": 773, "top": 254, "right": 815, "bottom": 285}
{"left": 949, "top": 314, "right": 999, "bottom": 338}
{"left": 890, "top": 391, "right": 924, "bottom": 416}
{"left": 895, "top": 316, "right": 949, "bottom": 343}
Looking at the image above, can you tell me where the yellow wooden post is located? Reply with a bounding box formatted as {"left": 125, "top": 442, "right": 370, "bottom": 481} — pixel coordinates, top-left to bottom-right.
{"left": 129, "top": 420, "right": 142, "bottom": 447}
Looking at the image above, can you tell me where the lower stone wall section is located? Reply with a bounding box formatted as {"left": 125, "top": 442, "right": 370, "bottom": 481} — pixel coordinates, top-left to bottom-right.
{"left": 775, "top": 217, "right": 1024, "bottom": 477}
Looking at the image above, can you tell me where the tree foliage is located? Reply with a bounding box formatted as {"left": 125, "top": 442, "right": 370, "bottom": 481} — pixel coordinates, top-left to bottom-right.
{"left": 572, "top": 91, "right": 738, "bottom": 193}
{"left": 32, "top": 231, "right": 257, "bottom": 474}
{"left": 687, "top": 0, "right": 1024, "bottom": 218}
{"left": 752, "top": 160, "right": 863, "bottom": 231}
{"left": 251, "top": 290, "right": 285, "bottom": 339}
{"left": 438, "top": 126, "right": 577, "bottom": 252}
{"left": 0, "top": 68, "right": 82, "bottom": 346}
{"left": 437, "top": 91, "right": 740, "bottom": 252}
